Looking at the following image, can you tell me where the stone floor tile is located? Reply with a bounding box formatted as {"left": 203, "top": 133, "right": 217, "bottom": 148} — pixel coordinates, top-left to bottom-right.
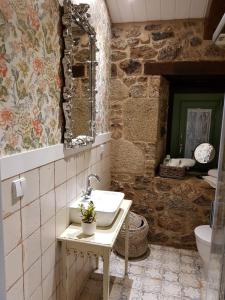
{"left": 182, "top": 286, "right": 201, "bottom": 299}
{"left": 128, "top": 264, "right": 145, "bottom": 276}
{"left": 179, "top": 272, "right": 201, "bottom": 288}
{"left": 159, "top": 296, "right": 181, "bottom": 300}
{"left": 80, "top": 245, "right": 206, "bottom": 300}
{"left": 142, "top": 292, "right": 160, "bottom": 300}
{"left": 109, "top": 283, "right": 123, "bottom": 299}
{"left": 180, "top": 262, "right": 197, "bottom": 274}
{"left": 161, "top": 281, "right": 182, "bottom": 297}
{"left": 181, "top": 255, "right": 195, "bottom": 265}
{"left": 162, "top": 252, "right": 180, "bottom": 265}
{"left": 142, "top": 277, "right": 162, "bottom": 293}
{"left": 163, "top": 261, "right": 180, "bottom": 273}
{"left": 180, "top": 249, "right": 198, "bottom": 257}
{"left": 120, "top": 287, "right": 142, "bottom": 300}
{"left": 163, "top": 270, "right": 179, "bottom": 282}
{"left": 145, "top": 265, "right": 163, "bottom": 280}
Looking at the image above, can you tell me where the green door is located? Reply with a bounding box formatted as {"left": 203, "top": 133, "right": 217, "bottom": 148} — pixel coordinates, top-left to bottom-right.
{"left": 170, "top": 93, "right": 224, "bottom": 171}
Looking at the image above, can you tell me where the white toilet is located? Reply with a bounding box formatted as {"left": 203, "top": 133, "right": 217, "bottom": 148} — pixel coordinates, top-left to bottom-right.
{"left": 194, "top": 225, "right": 212, "bottom": 275}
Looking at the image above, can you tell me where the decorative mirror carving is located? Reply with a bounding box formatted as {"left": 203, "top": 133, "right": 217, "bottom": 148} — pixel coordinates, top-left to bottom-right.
{"left": 62, "top": 0, "right": 98, "bottom": 148}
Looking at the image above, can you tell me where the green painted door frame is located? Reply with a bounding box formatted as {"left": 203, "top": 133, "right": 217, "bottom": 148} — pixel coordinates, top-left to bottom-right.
{"left": 170, "top": 93, "right": 224, "bottom": 171}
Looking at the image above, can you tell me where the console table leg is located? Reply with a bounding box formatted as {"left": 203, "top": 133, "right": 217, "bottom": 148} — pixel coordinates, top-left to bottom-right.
{"left": 62, "top": 242, "right": 69, "bottom": 300}
{"left": 95, "top": 255, "right": 99, "bottom": 270}
{"left": 125, "top": 214, "right": 129, "bottom": 276}
{"left": 103, "top": 251, "right": 110, "bottom": 300}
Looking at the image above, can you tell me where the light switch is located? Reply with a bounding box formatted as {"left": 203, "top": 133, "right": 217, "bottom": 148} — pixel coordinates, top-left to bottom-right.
{"left": 12, "top": 178, "right": 26, "bottom": 199}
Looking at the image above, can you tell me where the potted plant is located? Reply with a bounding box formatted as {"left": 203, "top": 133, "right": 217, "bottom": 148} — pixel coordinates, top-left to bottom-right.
{"left": 79, "top": 200, "right": 96, "bottom": 236}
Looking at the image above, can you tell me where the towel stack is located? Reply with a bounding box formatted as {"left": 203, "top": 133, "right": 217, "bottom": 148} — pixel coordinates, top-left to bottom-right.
{"left": 202, "top": 169, "right": 218, "bottom": 189}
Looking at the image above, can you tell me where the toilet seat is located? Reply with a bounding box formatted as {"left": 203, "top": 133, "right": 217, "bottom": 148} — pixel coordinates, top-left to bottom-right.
{"left": 194, "top": 225, "right": 212, "bottom": 246}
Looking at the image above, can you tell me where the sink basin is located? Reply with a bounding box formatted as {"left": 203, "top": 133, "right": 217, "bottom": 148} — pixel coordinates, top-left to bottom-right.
{"left": 69, "top": 190, "right": 125, "bottom": 227}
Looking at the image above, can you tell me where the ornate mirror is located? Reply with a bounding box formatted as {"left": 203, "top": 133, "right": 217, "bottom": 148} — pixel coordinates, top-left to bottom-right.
{"left": 194, "top": 143, "right": 216, "bottom": 164}
{"left": 62, "top": 0, "right": 98, "bottom": 148}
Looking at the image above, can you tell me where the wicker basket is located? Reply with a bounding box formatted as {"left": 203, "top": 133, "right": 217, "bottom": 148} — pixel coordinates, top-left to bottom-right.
{"left": 113, "top": 212, "right": 149, "bottom": 258}
{"left": 159, "top": 164, "right": 185, "bottom": 179}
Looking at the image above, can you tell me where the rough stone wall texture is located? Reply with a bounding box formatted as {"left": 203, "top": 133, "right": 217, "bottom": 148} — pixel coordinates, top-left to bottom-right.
{"left": 0, "top": 0, "right": 110, "bottom": 156}
{"left": 110, "top": 19, "right": 221, "bottom": 249}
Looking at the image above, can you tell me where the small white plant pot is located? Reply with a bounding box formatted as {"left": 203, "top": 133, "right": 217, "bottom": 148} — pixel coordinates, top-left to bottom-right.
{"left": 81, "top": 221, "right": 96, "bottom": 236}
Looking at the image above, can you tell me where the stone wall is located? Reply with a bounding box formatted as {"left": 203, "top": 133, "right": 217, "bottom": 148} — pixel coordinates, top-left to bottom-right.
{"left": 110, "top": 19, "right": 222, "bottom": 249}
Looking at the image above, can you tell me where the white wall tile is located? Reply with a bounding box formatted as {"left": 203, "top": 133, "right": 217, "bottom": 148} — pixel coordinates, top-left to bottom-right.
{"left": 42, "top": 242, "right": 56, "bottom": 280}
{"left": 22, "top": 199, "right": 40, "bottom": 239}
{"left": 5, "top": 244, "right": 23, "bottom": 290}
{"left": 3, "top": 210, "right": 21, "bottom": 256}
{"left": 40, "top": 163, "right": 54, "bottom": 196}
{"left": 21, "top": 168, "right": 39, "bottom": 207}
{"left": 76, "top": 172, "right": 85, "bottom": 199}
{"left": 55, "top": 159, "right": 67, "bottom": 187}
{"left": 77, "top": 152, "right": 85, "bottom": 174}
{"left": 41, "top": 216, "right": 55, "bottom": 253}
{"left": 55, "top": 183, "right": 67, "bottom": 212}
{"left": 96, "top": 145, "right": 104, "bottom": 162}
{"left": 2, "top": 176, "right": 20, "bottom": 219}
{"left": 6, "top": 277, "right": 24, "bottom": 300}
{"left": 40, "top": 190, "right": 55, "bottom": 225}
{"left": 42, "top": 268, "right": 56, "bottom": 300}
{"left": 30, "top": 285, "right": 42, "bottom": 300}
{"left": 66, "top": 155, "right": 76, "bottom": 179}
{"left": 56, "top": 207, "right": 68, "bottom": 237}
{"left": 24, "top": 257, "right": 42, "bottom": 300}
{"left": 23, "top": 228, "right": 41, "bottom": 272}
{"left": 66, "top": 176, "right": 76, "bottom": 203}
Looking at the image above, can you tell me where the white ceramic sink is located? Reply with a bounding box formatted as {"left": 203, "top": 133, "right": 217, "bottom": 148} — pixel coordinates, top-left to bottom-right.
{"left": 69, "top": 190, "right": 124, "bottom": 227}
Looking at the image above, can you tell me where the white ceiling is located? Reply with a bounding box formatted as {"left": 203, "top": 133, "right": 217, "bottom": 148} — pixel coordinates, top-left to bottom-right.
{"left": 106, "top": 0, "right": 210, "bottom": 23}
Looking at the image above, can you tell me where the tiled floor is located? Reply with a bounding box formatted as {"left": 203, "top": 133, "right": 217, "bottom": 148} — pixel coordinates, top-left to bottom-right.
{"left": 79, "top": 245, "right": 207, "bottom": 300}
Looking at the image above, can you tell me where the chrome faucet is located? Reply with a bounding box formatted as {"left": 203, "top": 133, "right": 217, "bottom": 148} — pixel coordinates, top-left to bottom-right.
{"left": 84, "top": 174, "right": 101, "bottom": 198}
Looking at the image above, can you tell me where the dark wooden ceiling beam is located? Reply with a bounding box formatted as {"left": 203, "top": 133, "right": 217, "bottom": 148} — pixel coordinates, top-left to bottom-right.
{"left": 144, "top": 61, "right": 225, "bottom": 76}
{"left": 204, "top": 0, "right": 225, "bottom": 40}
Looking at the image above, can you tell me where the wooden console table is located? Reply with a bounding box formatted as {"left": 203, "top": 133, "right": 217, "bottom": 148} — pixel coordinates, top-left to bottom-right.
{"left": 57, "top": 199, "right": 132, "bottom": 300}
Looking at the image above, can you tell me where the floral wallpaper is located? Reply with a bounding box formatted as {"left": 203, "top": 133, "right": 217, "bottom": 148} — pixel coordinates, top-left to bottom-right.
{"left": 0, "top": 0, "right": 111, "bottom": 156}
{"left": 0, "top": 0, "right": 62, "bottom": 156}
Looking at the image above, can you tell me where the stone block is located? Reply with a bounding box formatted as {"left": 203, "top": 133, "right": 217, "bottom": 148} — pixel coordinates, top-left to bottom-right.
{"left": 126, "top": 26, "right": 141, "bottom": 37}
{"left": 111, "top": 139, "right": 145, "bottom": 174}
{"left": 127, "top": 37, "right": 140, "bottom": 46}
{"left": 152, "top": 31, "right": 174, "bottom": 41}
{"left": 129, "top": 84, "right": 147, "bottom": 98}
{"left": 190, "top": 36, "right": 202, "bottom": 47}
{"left": 131, "top": 45, "right": 157, "bottom": 59}
{"left": 111, "top": 64, "right": 117, "bottom": 78}
{"left": 145, "top": 24, "right": 161, "bottom": 31}
{"left": 149, "top": 76, "right": 161, "bottom": 98}
{"left": 158, "top": 45, "right": 181, "bottom": 61}
{"left": 123, "top": 98, "right": 159, "bottom": 143}
{"left": 111, "top": 50, "right": 127, "bottom": 62}
{"left": 110, "top": 79, "right": 129, "bottom": 101}
{"left": 140, "top": 33, "right": 150, "bottom": 44}
{"left": 119, "top": 59, "right": 142, "bottom": 75}
{"left": 111, "top": 38, "right": 127, "bottom": 50}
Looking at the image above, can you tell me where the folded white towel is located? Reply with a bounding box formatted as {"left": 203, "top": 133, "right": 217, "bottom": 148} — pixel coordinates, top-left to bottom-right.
{"left": 179, "top": 158, "right": 196, "bottom": 168}
{"left": 202, "top": 176, "right": 217, "bottom": 189}
{"left": 167, "top": 159, "right": 181, "bottom": 167}
{"left": 208, "top": 169, "right": 218, "bottom": 178}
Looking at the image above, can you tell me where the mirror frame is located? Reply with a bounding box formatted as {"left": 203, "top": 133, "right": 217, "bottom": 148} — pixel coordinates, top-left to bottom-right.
{"left": 62, "top": 0, "right": 98, "bottom": 148}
